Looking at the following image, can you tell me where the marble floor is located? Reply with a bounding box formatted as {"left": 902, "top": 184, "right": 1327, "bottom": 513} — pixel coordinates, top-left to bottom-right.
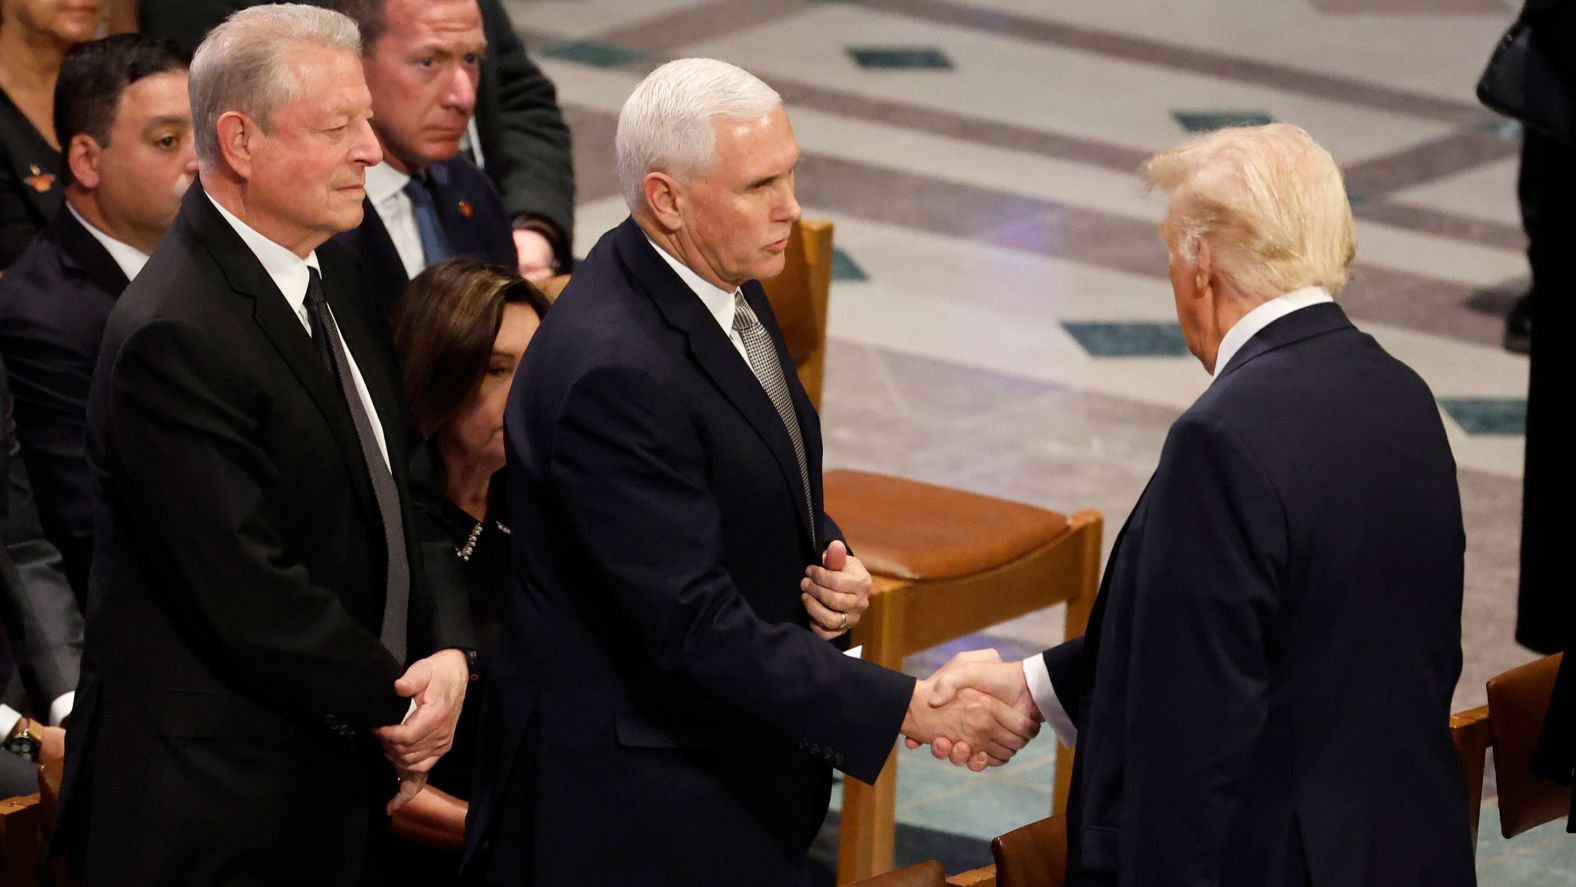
{"left": 501, "top": 0, "right": 1562, "bottom": 879}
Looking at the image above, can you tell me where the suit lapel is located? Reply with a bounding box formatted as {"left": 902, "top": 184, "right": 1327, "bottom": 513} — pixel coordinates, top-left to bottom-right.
{"left": 183, "top": 185, "right": 381, "bottom": 530}
{"left": 53, "top": 210, "right": 131, "bottom": 297}
{"left": 615, "top": 219, "right": 817, "bottom": 551}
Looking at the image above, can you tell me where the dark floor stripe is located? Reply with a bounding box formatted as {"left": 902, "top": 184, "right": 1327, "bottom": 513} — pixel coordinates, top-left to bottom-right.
{"left": 856, "top": 0, "right": 1496, "bottom": 127}
{"left": 534, "top": 25, "right": 1522, "bottom": 252}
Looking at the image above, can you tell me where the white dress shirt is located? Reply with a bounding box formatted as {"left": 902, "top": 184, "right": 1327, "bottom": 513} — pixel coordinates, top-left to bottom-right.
{"left": 1021, "top": 286, "right": 1336, "bottom": 747}
{"left": 645, "top": 235, "right": 750, "bottom": 364}
{"left": 364, "top": 161, "right": 426, "bottom": 281}
{"left": 205, "top": 192, "right": 390, "bottom": 470}
{"left": 68, "top": 203, "right": 149, "bottom": 281}
{"left": 1211, "top": 286, "right": 1333, "bottom": 380}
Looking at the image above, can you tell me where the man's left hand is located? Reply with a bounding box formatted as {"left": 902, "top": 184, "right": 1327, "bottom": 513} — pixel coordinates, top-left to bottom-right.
{"left": 374, "top": 648, "right": 470, "bottom": 772}
{"left": 514, "top": 228, "right": 556, "bottom": 284}
{"left": 801, "top": 540, "right": 871, "bottom": 640}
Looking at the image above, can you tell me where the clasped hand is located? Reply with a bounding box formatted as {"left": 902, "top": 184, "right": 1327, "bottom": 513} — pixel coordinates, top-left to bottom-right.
{"left": 801, "top": 540, "right": 871, "bottom": 640}
{"left": 901, "top": 650, "right": 1044, "bottom": 771}
{"left": 375, "top": 648, "right": 470, "bottom": 813}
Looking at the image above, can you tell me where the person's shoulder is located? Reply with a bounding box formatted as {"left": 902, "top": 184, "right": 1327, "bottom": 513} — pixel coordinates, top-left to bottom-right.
{"left": 0, "top": 227, "right": 63, "bottom": 303}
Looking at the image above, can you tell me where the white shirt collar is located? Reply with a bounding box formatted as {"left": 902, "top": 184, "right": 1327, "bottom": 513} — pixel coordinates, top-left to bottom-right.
{"left": 204, "top": 190, "right": 321, "bottom": 324}
{"left": 364, "top": 161, "right": 410, "bottom": 208}
{"left": 644, "top": 233, "right": 740, "bottom": 333}
{"left": 67, "top": 202, "right": 149, "bottom": 282}
{"left": 1212, "top": 286, "right": 1333, "bottom": 379}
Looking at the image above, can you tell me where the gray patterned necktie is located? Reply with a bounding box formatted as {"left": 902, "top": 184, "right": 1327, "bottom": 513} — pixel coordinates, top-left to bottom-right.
{"left": 731, "top": 291, "right": 815, "bottom": 548}
{"left": 304, "top": 269, "right": 409, "bottom": 663}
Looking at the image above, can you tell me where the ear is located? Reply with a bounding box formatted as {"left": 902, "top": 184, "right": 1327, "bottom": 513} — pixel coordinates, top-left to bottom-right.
{"left": 642, "top": 171, "right": 683, "bottom": 232}
{"left": 66, "top": 134, "right": 102, "bottom": 190}
{"left": 214, "top": 110, "right": 255, "bottom": 180}
{"left": 1192, "top": 238, "right": 1214, "bottom": 300}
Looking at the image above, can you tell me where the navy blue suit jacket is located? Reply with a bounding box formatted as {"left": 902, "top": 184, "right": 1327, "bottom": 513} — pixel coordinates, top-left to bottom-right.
{"left": 333, "top": 156, "right": 516, "bottom": 314}
{"left": 462, "top": 218, "right": 913, "bottom": 885}
{"left": 0, "top": 207, "right": 129, "bottom": 603}
{"left": 1044, "top": 304, "right": 1474, "bottom": 887}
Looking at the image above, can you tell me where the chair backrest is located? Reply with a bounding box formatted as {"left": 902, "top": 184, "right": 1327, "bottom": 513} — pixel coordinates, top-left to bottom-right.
{"left": 847, "top": 859, "right": 948, "bottom": 887}
{"left": 759, "top": 218, "right": 835, "bottom": 410}
{"left": 0, "top": 792, "right": 41, "bottom": 887}
{"left": 1449, "top": 703, "right": 1490, "bottom": 846}
{"left": 991, "top": 814, "right": 1067, "bottom": 887}
{"left": 1487, "top": 652, "right": 1569, "bottom": 837}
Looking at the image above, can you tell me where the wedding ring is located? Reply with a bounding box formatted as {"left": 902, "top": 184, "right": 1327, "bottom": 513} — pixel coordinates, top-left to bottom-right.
{"left": 837, "top": 611, "right": 848, "bottom": 631}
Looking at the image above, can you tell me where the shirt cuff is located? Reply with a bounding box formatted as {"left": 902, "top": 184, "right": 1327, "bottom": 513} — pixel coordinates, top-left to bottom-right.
{"left": 403, "top": 699, "right": 418, "bottom": 724}
{"left": 0, "top": 705, "right": 21, "bottom": 741}
{"left": 1022, "top": 654, "right": 1078, "bottom": 748}
{"left": 49, "top": 692, "right": 75, "bottom": 727}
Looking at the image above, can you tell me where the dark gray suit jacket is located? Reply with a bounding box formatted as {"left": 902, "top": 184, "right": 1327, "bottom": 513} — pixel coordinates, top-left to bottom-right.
{"left": 0, "top": 356, "right": 82, "bottom": 722}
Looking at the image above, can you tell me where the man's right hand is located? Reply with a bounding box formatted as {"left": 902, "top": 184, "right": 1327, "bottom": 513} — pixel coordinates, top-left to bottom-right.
{"left": 900, "top": 651, "right": 1041, "bottom": 771}
{"left": 904, "top": 649, "right": 1045, "bottom": 768}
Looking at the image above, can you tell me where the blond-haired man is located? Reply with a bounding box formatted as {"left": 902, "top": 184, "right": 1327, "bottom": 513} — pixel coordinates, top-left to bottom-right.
{"left": 929, "top": 124, "right": 1474, "bottom": 886}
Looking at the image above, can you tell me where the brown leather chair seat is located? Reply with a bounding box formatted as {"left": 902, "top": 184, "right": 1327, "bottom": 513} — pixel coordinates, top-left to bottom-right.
{"left": 825, "top": 470, "right": 1072, "bottom": 581}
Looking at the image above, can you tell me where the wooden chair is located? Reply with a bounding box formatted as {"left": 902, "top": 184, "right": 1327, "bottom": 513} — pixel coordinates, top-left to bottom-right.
{"left": 1453, "top": 652, "right": 1570, "bottom": 848}
{"left": 760, "top": 221, "right": 1103, "bottom": 882}
{"left": 846, "top": 859, "right": 949, "bottom": 887}
{"left": 0, "top": 792, "right": 41, "bottom": 887}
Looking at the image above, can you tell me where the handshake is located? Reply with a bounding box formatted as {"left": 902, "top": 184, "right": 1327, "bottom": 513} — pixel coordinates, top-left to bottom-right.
{"left": 899, "top": 650, "right": 1045, "bottom": 771}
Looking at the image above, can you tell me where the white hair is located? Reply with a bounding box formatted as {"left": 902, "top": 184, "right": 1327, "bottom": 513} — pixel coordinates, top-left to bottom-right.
{"left": 1143, "top": 123, "right": 1357, "bottom": 299}
{"left": 190, "top": 4, "right": 362, "bottom": 168}
{"left": 615, "top": 58, "right": 782, "bottom": 212}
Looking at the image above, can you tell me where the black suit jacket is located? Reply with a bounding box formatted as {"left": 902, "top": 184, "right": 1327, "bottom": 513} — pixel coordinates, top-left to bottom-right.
{"left": 0, "top": 356, "right": 82, "bottom": 718}
{"left": 59, "top": 183, "right": 470, "bottom": 885}
{"left": 332, "top": 156, "right": 516, "bottom": 314}
{"left": 463, "top": 218, "right": 913, "bottom": 885}
{"left": 0, "top": 207, "right": 130, "bottom": 603}
{"left": 0, "top": 87, "right": 62, "bottom": 269}
{"left": 1044, "top": 304, "right": 1474, "bottom": 887}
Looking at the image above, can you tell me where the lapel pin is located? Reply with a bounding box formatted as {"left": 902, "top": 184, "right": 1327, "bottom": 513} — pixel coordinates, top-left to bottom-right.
{"left": 457, "top": 200, "right": 473, "bottom": 218}
{"left": 25, "top": 164, "right": 54, "bottom": 194}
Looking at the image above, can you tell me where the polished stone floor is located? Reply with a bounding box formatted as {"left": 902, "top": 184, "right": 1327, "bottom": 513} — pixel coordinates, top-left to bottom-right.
{"left": 504, "top": 0, "right": 1562, "bottom": 879}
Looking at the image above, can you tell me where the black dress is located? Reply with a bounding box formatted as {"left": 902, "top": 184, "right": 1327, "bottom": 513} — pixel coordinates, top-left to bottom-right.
{"left": 393, "top": 470, "right": 510, "bottom": 883}
{"left": 0, "top": 86, "right": 61, "bottom": 269}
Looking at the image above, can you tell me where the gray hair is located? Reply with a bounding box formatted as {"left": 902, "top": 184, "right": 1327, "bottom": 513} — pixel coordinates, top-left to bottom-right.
{"left": 189, "top": 4, "right": 362, "bottom": 168}
{"left": 615, "top": 58, "right": 782, "bottom": 212}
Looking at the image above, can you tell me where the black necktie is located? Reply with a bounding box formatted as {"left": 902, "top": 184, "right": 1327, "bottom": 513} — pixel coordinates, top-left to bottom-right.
{"left": 304, "top": 268, "right": 409, "bottom": 663}
{"left": 731, "top": 292, "right": 816, "bottom": 550}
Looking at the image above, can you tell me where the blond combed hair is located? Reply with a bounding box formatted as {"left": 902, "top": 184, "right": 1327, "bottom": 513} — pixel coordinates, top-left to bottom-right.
{"left": 1143, "top": 123, "right": 1356, "bottom": 299}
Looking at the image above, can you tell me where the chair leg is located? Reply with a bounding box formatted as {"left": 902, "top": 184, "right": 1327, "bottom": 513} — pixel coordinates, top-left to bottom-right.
{"left": 838, "top": 757, "right": 898, "bottom": 882}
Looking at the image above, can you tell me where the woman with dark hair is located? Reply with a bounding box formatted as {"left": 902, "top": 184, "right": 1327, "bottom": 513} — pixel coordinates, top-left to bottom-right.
{"left": 388, "top": 258, "right": 549, "bottom": 878}
{"left": 0, "top": 0, "right": 100, "bottom": 269}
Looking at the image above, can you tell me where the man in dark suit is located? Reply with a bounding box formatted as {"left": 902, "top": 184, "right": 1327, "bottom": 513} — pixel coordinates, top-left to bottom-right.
{"left": 58, "top": 8, "right": 472, "bottom": 884}
{"left": 927, "top": 125, "right": 1474, "bottom": 886}
{"left": 129, "top": 0, "right": 574, "bottom": 277}
{"left": 0, "top": 34, "right": 196, "bottom": 606}
{"left": 329, "top": 0, "right": 517, "bottom": 312}
{"left": 1, "top": 356, "right": 79, "bottom": 795}
{"left": 462, "top": 58, "right": 1038, "bottom": 885}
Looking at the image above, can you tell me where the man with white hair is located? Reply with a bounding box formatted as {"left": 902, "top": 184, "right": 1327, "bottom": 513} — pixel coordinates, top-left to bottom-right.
{"left": 924, "top": 124, "right": 1475, "bottom": 886}
{"left": 463, "top": 58, "right": 1039, "bottom": 884}
{"left": 58, "top": 6, "right": 474, "bottom": 884}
